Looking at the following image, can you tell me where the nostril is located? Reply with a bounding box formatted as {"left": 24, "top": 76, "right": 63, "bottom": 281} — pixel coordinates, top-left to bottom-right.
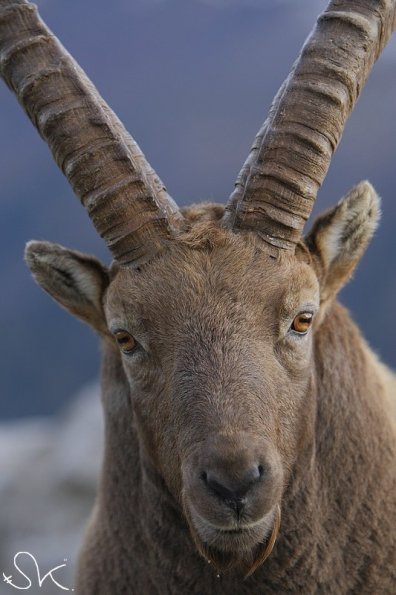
{"left": 203, "top": 470, "right": 233, "bottom": 501}
{"left": 201, "top": 465, "right": 263, "bottom": 505}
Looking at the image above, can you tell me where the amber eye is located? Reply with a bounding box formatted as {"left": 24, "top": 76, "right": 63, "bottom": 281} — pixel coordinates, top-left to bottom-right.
{"left": 114, "top": 330, "right": 137, "bottom": 354}
{"left": 291, "top": 312, "right": 313, "bottom": 335}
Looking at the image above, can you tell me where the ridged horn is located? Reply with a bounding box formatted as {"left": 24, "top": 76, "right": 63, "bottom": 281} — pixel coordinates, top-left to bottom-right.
{"left": 222, "top": 0, "right": 396, "bottom": 250}
{"left": 0, "top": 0, "right": 183, "bottom": 266}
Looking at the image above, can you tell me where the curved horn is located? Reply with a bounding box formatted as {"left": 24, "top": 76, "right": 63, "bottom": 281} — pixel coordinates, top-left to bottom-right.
{"left": 223, "top": 0, "right": 396, "bottom": 250}
{"left": 0, "top": 0, "right": 183, "bottom": 266}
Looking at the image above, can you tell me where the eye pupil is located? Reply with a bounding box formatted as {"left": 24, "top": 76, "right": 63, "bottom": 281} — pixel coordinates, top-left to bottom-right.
{"left": 114, "top": 331, "right": 136, "bottom": 354}
{"left": 291, "top": 312, "right": 313, "bottom": 334}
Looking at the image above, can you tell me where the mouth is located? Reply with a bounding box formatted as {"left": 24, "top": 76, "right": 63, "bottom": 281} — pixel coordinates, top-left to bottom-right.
{"left": 220, "top": 527, "right": 244, "bottom": 535}
{"left": 192, "top": 507, "right": 277, "bottom": 550}
{"left": 183, "top": 497, "right": 281, "bottom": 575}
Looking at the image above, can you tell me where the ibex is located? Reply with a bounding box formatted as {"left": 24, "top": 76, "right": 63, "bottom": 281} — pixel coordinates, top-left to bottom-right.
{"left": 1, "top": 0, "right": 395, "bottom": 593}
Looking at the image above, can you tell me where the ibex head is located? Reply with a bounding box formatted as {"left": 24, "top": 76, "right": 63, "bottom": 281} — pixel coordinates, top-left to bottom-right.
{"left": 25, "top": 181, "right": 380, "bottom": 571}
{"left": 1, "top": 0, "right": 393, "bottom": 575}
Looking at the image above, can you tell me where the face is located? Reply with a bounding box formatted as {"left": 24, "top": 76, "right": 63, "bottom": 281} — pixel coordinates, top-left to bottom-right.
{"left": 104, "top": 228, "right": 320, "bottom": 568}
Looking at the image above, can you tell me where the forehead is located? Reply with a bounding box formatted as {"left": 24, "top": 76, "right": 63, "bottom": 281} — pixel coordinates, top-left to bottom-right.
{"left": 105, "top": 230, "right": 319, "bottom": 327}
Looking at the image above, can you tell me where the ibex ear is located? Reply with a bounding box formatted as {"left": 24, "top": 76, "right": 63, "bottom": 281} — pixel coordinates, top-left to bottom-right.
{"left": 306, "top": 181, "right": 380, "bottom": 304}
{"left": 25, "top": 241, "right": 109, "bottom": 334}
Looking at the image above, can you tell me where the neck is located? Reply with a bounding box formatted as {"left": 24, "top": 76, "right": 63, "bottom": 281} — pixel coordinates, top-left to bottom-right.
{"left": 77, "top": 305, "right": 395, "bottom": 594}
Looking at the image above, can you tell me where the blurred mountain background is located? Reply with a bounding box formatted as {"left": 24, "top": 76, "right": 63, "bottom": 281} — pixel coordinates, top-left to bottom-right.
{"left": 1, "top": 0, "right": 395, "bottom": 419}
{"left": 0, "top": 383, "right": 102, "bottom": 593}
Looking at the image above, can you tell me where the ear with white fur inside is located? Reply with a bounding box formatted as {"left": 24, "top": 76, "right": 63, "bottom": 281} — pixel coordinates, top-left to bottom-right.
{"left": 25, "top": 241, "right": 109, "bottom": 334}
{"left": 306, "top": 181, "right": 381, "bottom": 304}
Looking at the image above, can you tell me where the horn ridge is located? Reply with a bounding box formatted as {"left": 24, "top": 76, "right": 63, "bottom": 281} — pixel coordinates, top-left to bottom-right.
{"left": 223, "top": 0, "right": 396, "bottom": 249}
{"left": 0, "top": 0, "right": 183, "bottom": 266}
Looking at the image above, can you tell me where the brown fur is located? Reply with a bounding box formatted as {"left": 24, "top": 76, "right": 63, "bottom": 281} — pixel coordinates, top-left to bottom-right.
{"left": 25, "top": 191, "right": 395, "bottom": 594}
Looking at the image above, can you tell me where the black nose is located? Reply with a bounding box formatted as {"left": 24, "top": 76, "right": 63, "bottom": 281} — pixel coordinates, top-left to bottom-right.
{"left": 201, "top": 465, "right": 263, "bottom": 514}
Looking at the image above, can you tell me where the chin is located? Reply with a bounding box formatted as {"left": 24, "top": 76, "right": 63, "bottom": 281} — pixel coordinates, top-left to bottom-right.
{"left": 184, "top": 500, "right": 280, "bottom": 573}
